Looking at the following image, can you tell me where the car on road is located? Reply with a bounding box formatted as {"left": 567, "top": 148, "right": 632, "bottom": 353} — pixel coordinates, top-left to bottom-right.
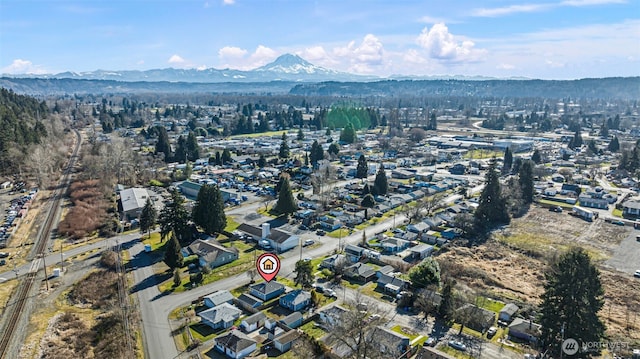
{"left": 425, "top": 337, "right": 437, "bottom": 347}
{"left": 634, "top": 270, "right": 640, "bottom": 278}
{"left": 448, "top": 340, "right": 466, "bottom": 351}
{"left": 610, "top": 219, "right": 624, "bottom": 226}
{"left": 324, "top": 289, "right": 337, "bottom": 298}
{"left": 303, "top": 257, "right": 312, "bottom": 262}
{"left": 316, "top": 229, "right": 326, "bottom": 236}
{"left": 303, "top": 239, "right": 315, "bottom": 246}
{"left": 313, "top": 285, "right": 324, "bottom": 293}
{"left": 0, "top": 259, "right": 5, "bottom": 266}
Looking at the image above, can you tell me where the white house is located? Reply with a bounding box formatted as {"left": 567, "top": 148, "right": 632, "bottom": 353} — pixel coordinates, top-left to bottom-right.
{"left": 240, "top": 312, "right": 266, "bottom": 333}
{"left": 198, "top": 303, "right": 242, "bottom": 330}
{"left": 214, "top": 330, "right": 257, "bottom": 359}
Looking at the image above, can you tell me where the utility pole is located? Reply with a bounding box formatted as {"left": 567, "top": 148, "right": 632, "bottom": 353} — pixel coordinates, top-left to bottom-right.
{"left": 42, "top": 254, "right": 49, "bottom": 291}
{"left": 60, "top": 241, "right": 64, "bottom": 272}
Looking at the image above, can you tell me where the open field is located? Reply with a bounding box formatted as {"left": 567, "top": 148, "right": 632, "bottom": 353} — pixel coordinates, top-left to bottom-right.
{"left": 437, "top": 206, "right": 640, "bottom": 344}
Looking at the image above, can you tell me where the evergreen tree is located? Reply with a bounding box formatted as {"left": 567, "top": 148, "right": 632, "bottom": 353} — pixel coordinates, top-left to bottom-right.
{"left": 297, "top": 128, "right": 305, "bottom": 141}
{"left": 531, "top": 149, "right": 542, "bottom": 164}
{"left": 310, "top": 140, "right": 324, "bottom": 168}
{"left": 192, "top": 184, "right": 227, "bottom": 235}
{"left": 221, "top": 148, "right": 232, "bottom": 164}
{"left": 339, "top": 122, "right": 356, "bottom": 144}
{"left": 569, "top": 129, "right": 583, "bottom": 149}
{"left": 427, "top": 112, "right": 437, "bottom": 130}
{"left": 408, "top": 257, "right": 441, "bottom": 289}
{"left": 362, "top": 183, "right": 371, "bottom": 196}
{"left": 173, "top": 268, "right": 182, "bottom": 287}
{"left": 186, "top": 131, "right": 200, "bottom": 161}
{"left": 328, "top": 142, "right": 340, "bottom": 156}
{"left": 588, "top": 139, "right": 598, "bottom": 154}
{"left": 361, "top": 194, "right": 375, "bottom": 208}
{"left": 139, "top": 197, "right": 157, "bottom": 238}
{"left": 540, "top": 248, "right": 605, "bottom": 357}
{"left": 174, "top": 135, "right": 187, "bottom": 163}
{"left": 600, "top": 123, "right": 609, "bottom": 138}
{"left": 273, "top": 175, "right": 298, "bottom": 216}
{"left": 325, "top": 127, "right": 331, "bottom": 136}
{"left": 373, "top": 167, "right": 388, "bottom": 195}
{"left": 518, "top": 160, "right": 535, "bottom": 204}
{"left": 294, "top": 260, "right": 313, "bottom": 288}
{"left": 215, "top": 151, "right": 222, "bottom": 166}
{"left": 356, "top": 154, "right": 368, "bottom": 179}
{"left": 163, "top": 233, "right": 184, "bottom": 270}
{"left": 279, "top": 132, "right": 290, "bottom": 159}
{"left": 608, "top": 136, "right": 619, "bottom": 152}
{"left": 474, "top": 160, "right": 509, "bottom": 232}
{"left": 438, "top": 279, "right": 454, "bottom": 320}
{"left": 503, "top": 147, "right": 513, "bottom": 174}
{"left": 154, "top": 126, "right": 172, "bottom": 162}
{"left": 258, "top": 154, "right": 267, "bottom": 168}
{"left": 158, "top": 189, "right": 191, "bottom": 244}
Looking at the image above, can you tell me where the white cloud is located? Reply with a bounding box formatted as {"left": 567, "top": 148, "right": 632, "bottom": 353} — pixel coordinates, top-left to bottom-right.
{"left": 416, "top": 23, "right": 486, "bottom": 62}
{"left": 218, "top": 46, "right": 248, "bottom": 60}
{"left": 1, "top": 59, "right": 47, "bottom": 74}
{"left": 249, "top": 45, "right": 278, "bottom": 66}
{"left": 168, "top": 54, "right": 186, "bottom": 64}
{"left": 497, "top": 63, "right": 515, "bottom": 70}
{"left": 222, "top": 0, "right": 235, "bottom": 5}
{"left": 473, "top": 0, "right": 626, "bottom": 17}
{"left": 333, "top": 34, "right": 385, "bottom": 73}
{"left": 473, "top": 4, "right": 550, "bottom": 17}
{"left": 137, "top": 60, "right": 145, "bottom": 65}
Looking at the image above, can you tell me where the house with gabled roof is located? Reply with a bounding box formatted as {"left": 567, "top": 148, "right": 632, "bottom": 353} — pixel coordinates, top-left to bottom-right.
{"left": 182, "top": 239, "right": 239, "bottom": 269}
{"left": 240, "top": 312, "right": 266, "bottom": 333}
{"left": 274, "top": 329, "right": 301, "bottom": 353}
{"left": 203, "top": 290, "right": 234, "bottom": 308}
{"left": 279, "top": 290, "right": 311, "bottom": 312}
{"left": 198, "top": 303, "right": 242, "bottom": 330}
{"left": 344, "top": 262, "right": 376, "bottom": 283}
{"left": 249, "top": 281, "right": 285, "bottom": 301}
{"left": 213, "top": 329, "right": 257, "bottom": 359}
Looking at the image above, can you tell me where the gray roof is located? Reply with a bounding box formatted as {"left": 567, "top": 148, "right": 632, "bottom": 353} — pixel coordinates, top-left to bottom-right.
{"left": 215, "top": 329, "right": 256, "bottom": 353}
{"left": 238, "top": 293, "right": 263, "bottom": 307}
{"left": 280, "top": 311, "right": 303, "bottom": 327}
{"left": 198, "top": 302, "right": 241, "bottom": 325}
{"left": 237, "top": 223, "right": 262, "bottom": 237}
{"left": 119, "top": 188, "right": 149, "bottom": 213}
{"left": 345, "top": 262, "right": 376, "bottom": 278}
{"left": 410, "top": 244, "right": 434, "bottom": 253}
{"left": 500, "top": 303, "right": 519, "bottom": 316}
{"left": 508, "top": 317, "right": 542, "bottom": 335}
{"left": 250, "top": 281, "right": 284, "bottom": 295}
{"left": 280, "top": 290, "right": 311, "bottom": 306}
{"left": 274, "top": 329, "right": 301, "bottom": 345}
{"left": 203, "top": 290, "right": 234, "bottom": 308}
{"left": 185, "top": 239, "right": 238, "bottom": 262}
{"left": 624, "top": 200, "right": 640, "bottom": 210}
{"left": 243, "top": 312, "right": 267, "bottom": 325}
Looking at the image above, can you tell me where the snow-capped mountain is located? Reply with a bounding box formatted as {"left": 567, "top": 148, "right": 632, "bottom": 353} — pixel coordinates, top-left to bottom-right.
{"left": 4, "top": 54, "right": 373, "bottom": 83}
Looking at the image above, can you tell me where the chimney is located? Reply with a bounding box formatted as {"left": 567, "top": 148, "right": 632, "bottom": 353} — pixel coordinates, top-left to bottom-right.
{"left": 262, "top": 223, "right": 270, "bottom": 239}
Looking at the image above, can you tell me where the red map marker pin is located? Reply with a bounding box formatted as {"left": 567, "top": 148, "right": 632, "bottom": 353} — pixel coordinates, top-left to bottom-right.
{"left": 256, "top": 253, "right": 280, "bottom": 282}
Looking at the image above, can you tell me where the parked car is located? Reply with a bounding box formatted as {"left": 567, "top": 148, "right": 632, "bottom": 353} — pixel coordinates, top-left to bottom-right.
{"left": 448, "top": 340, "right": 466, "bottom": 351}
{"left": 549, "top": 206, "right": 563, "bottom": 213}
{"left": 0, "top": 259, "right": 5, "bottom": 266}
{"left": 303, "top": 239, "right": 315, "bottom": 246}
{"left": 425, "top": 337, "right": 437, "bottom": 347}
{"left": 316, "top": 229, "right": 326, "bottom": 236}
{"left": 487, "top": 326, "right": 497, "bottom": 338}
{"left": 0, "top": 252, "right": 8, "bottom": 258}
{"left": 634, "top": 270, "right": 640, "bottom": 278}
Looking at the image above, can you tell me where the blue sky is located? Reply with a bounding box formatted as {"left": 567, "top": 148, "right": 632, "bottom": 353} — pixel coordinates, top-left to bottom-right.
{"left": 1, "top": 0, "right": 638, "bottom": 79}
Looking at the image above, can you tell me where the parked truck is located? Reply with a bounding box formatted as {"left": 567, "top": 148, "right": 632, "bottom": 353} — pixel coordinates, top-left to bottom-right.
{"left": 572, "top": 206, "right": 598, "bottom": 221}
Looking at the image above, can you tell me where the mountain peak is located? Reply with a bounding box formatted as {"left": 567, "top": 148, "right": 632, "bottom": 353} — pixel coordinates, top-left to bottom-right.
{"left": 256, "top": 53, "right": 332, "bottom": 75}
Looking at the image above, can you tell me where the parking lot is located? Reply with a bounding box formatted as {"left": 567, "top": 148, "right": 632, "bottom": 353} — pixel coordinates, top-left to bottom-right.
{"left": 606, "top": 231, "right": 640, "bottom": 276}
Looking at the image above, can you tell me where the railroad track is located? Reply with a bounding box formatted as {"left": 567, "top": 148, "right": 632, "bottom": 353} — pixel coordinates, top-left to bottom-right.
{"left": 0, "top": 129, "right": 82, "bottom": 358}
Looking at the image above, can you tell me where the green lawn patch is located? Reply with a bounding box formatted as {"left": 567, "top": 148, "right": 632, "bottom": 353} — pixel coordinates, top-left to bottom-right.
{"left": 301, "top": 321, "right": 328, "bottom": 339}
{"left": 475, "top": 297, "right": 505, "bottom": 313}
{"left": 230, "top": 130, "right": 287, "bottom": 139}
{"left": 142, "top": 232, "right": 166, "bottom": 252}
{"left": 327, "top": 228, "right": 350, "bottom": 239}
{"left": 538, "top": 199, "right": 574, "bottom": 208}
{"left": 224, "top": 217, "right": 241, "bottom": 232}
{"left": 189, "top": 322, "right": 221, "bottom": 343}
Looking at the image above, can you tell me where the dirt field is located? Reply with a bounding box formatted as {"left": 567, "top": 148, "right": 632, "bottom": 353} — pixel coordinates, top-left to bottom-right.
{"left": 437, "top": 206, "right": 640, "bottom": 345}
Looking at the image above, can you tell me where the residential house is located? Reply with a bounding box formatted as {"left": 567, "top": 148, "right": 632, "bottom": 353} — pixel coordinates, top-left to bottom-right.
{"left": 441, "top": 228, "right": 460, "bottom": 240}
{"left": 213, "top": 329, "right": 257, "bottom": 359}
{"left": 376, "top": 265, "right": 395, "bottom": 278}
{"left": 198, "top": 303, "right": 242, "bottom": 330}
{"left": 266, "top": 228, "right": 300, "bottom": 253}
{"left": 407, "top": 222, "right": 430, "bottom": 234}
{"left": 182, "top": 239, "right": 239, "bottom": 269}
{"left": 279, "top": 290, "right": 311, "bottom": 312}
{"left": 623, "top": 200, "right": 640, "bottom": 218}
{"left": 409, "top": 244, "right": 434, "bottom": 260}
{"left": 265, "top": 319, "right": 286, "bottom": 340}
{"left": 578, "top": 194, "right": 609, "bottom": 209}
{"left": 240, "top": 312, "right": 266, "bottom": 333}
{"left": 320, "top": 254, "right": 347, "bottom": 270}
{"left": 377, "top": 273, "right": 410, "bottom": 295}
{"left": 279, "top": 311, "right": 303, "bottom": 329}
{"left": 343, "top": 262, "right": 377, "bottom": 283}
{"left": 376, "top": 327, "right": 410, "bottom": 356}
{"left": 344, "top": 244, "right": 365, "bottom": 262}
{"left": 319, "top": 305, "right": 349, "bottom": 326}
{"left": 118, "top": 188, "right": 150, "bottom": 220}
{"left": 203, "top": 290, "right": 234, "bottom": 308}
{"left": 249, "top": 281, "right": 285, "bottom": 301}
{"left": 237, "top": 293, "right": 263, "bottom": 310}
{"left": 380, "top": 237, "right": 410, "bottom": 254}
{"left": 274, "top": 330, "right": 301, "bottom": 353}
{"left": 455, "top": 304, "right": 496, "bottom": 333}
{"left": 508, "top": 318, "right": 542, "bottom": 344}
{"left": 237, "top": 223, "right": 262, "bottom": 241}
{"left": 417, "top": 346, "right": 457, "bottom": 359}
{"left": 499, "top": 303, "right": 519, "bottom": 322}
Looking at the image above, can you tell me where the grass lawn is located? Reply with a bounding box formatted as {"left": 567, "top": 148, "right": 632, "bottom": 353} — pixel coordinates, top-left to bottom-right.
{"left": 142, "top": 232, "right": 166, "bottom": 252}
{"left": 300, "top": 321, "right": 328, "bottom": 339}
{"left": 390, "top": 325, "right": 420, "bottom": 340}
{"left": 189, "top": 322, "right": 222, "bottom": 343}
{"left": 612, "top": 208, "right": 623, "bottom": 218}
{"left": 358, "top": 282, "right": 393, "bottom": 302}
{"left": 464, "top": 149, "right": 504, "bottom": 159}
{"left": 538, "top": 199, "right": 574, "bottom": 208}
{"left": 229, "top": 130, "right": 287, "bottom": 139}
{"left": 475, "top": 297, "right": 505, "bottom": 313}
{"left": 327, "top": 228, "right": 350, "bottom": 239}
{"left": 224, "top": 216, "right": 241, "bottom": 232}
